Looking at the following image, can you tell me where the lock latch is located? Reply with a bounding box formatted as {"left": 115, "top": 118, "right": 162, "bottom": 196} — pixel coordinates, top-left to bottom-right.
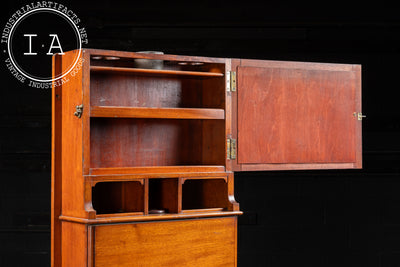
{"left": 74, "top": 104, "right": 84, "bottom": 118}
{"left": 353, "top": 112, "right": 366, "bottom": 121}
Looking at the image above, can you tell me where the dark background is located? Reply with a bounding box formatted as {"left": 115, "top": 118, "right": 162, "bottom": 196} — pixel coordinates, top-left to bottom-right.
{"left": 1, "top": 0, "right": 400, "bottom": 266}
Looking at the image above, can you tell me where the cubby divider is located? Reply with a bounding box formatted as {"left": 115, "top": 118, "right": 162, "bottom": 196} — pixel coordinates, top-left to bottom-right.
{"left": 90, "top": 176, "right": 233, "bottom": 218}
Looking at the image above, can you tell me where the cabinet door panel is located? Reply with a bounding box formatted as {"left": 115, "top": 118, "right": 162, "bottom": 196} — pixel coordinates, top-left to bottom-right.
{"left": 94, "top": 217, "right": 237, "bottom": 266}
{"left": 234, "top": 60, "right": 362, "bottom": 171}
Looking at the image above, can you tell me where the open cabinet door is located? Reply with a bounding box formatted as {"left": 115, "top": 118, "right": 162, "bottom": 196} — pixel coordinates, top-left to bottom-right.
{"left": 231, "top": 59, "right": 362, "bottom": 171}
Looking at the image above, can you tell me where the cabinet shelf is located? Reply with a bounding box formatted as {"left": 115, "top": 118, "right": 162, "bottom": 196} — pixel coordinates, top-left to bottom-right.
{"left": 60, "top": 211, "right": 243, "bottom": 224}
{"left": 181, "top": 208, "right": 224, "bottom": 213}
{"left": 90, "top": 106, "right": 225, "bottom": 119}
{"left": 89, "top": 166, "right": 226, "bottom": 176}
{"left": 96, "top": 212, "right": 144, "bottom": 218}
{"left": 90, "top": 66, "right": 224, "bottom": 78}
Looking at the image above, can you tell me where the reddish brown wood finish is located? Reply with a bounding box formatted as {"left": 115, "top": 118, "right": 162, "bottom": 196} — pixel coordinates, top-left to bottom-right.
{"left": 149, "top": 178, "right": 180, "bottom": 213}
{"left": 90, "top": 106, "right": 225, "bottom": 119}
{"left": 92, "top": 181, "right": 144, "bottom": 214}
{"left": 89, "top": 48, "right": 227, "bottom": 64}
{"left": 90, "top": 71, "right": 224, "bottom": 109}
{"left": 59, "top": 210, "right": 243, "bottom": 224}
{"left": 59, "top": 50, "right": 88, "bottom": 218}
{"left": 225, "top": 59, "right": 233, "bottom": 172}
{"left": 227, "top": 172, "right": 240, "bottom": 211}
{"left": 182, "top": 178, "right": 229, "bottom": 210}
{"left": 91, "top": 65, "right": 224, "bottom": 77}
{"left": 233, "top": 59, "right": 362, "bottom": 171}
{"left": 94, "top": 217, "right": 237, "bottom": 267}
{"left": 53, "top": 49, "right": 238, "bottom": 267}
{"left": 52, "top": 48, "right": 362, "bottom": 267}
{"left": 51, "top": 54, "right": 62, "bottom": 267}
{"left": 89, "top": 166, "right": 226, "bottom": 175}
{"left": 90, "top": 118, "right": 225, "bottom": 168}
{"left": 61, "top": 222, "right": 88, "bottom": 267}
{"left": 228, "top": 59, "right": 240, "bottom": 172}
{"left": 82, "top": 50, "right": 92, "bottom": 175}
{"left": 238, "top": 66, "right": 356, "bottom": 163}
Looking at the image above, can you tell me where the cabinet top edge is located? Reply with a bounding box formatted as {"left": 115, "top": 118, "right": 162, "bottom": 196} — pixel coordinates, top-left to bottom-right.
{"left": 77, "top": 48, "right": 227, "bottom": 63}
{"left": 238, "top": 58, "right": 361, "bottom": 71}
{"left": 59, "top": 49, "right": 361, "bottom": 69}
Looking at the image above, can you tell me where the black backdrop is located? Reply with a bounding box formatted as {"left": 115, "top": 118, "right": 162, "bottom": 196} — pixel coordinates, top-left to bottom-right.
{"left": 1, "top": 1, "right": 400, "bottom": 266}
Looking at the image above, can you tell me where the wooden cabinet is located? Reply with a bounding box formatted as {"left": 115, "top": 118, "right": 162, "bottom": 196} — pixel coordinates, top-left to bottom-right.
{"left": 51, "top": 49, "right": 362, "bottom": 266}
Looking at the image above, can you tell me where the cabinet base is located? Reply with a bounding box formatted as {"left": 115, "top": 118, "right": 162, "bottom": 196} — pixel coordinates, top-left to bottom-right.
{"left": 59, "top": 216, "right": 238, "bottom": 267}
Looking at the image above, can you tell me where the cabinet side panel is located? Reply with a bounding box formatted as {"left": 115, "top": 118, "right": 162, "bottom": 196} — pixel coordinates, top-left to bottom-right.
{"left": 61, "top": 222, "right": 88, "bottom": 267}
{"left": 237, "top": 65, "right": 357, "bottom": 165}
{"left": 94, "top": 217, "right": 237, "bottom": 266}
{"left": 61, "top": 50, "right": 86, "bottom": 217}
{"left": 51, "top": 54, "right": 62, "bottom": 267}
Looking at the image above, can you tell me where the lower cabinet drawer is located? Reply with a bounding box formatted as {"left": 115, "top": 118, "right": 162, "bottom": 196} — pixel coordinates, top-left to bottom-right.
{"left": 93, "top": 217, "right": 237, "bottom": 267}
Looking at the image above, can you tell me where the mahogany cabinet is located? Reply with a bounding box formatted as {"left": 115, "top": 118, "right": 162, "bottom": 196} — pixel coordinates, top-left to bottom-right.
{"left": 51, "top": 49, "right": 362, "bottom": 267}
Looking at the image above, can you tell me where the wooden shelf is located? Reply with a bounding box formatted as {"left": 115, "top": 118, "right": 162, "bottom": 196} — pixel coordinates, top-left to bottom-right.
{"left": 85, "top": 172, "right": 228, "bottom": 183}
{"left": 181, "top": 208, "right": 224, "bottom": 213}
{"left": 96, "top": 212, "right": 144, "bottom": 218}
{"left": 90, "top": 66, "right": 224, "bottom": 78}
{"left": 60, "top": 210, "right": 243, "bottom": 224}
{"left": 90, "top": 106, "right": 225, "bottom": 119}
{"left": 89, "top": 166, "right": 226, "bottom": 176}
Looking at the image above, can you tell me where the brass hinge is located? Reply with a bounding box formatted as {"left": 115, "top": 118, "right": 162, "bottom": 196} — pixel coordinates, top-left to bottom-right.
{"left": 227, "top": 138, "right": 236, "bottom": 160}
{"left": 74, "top": 104, "right": 84, "bottom": 118}
{"left": 353, "top": 112, "right": 366, "bottom": 121}
{"left": 226, "top": 71, "right": 236, "bottom": 92}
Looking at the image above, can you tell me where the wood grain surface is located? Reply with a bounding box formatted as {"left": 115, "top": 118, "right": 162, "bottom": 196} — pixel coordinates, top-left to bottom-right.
{"left": 90, "top": 106, "right": 225, "bottom": 119}
{"left": 94, "top": 217, "right": 237, "bottom": 267}
{"left": 61, "top": 222, "right": 87, "bottom": 267}
{"left": 90, "top": 72, "right": 223, "bottom": 109}
{"left": 51, "top": 54, "right": 62, "bottom": 267}
{"left": 237, "top": 65, "right": 359, "bottom": 165}
{"left": 90, "top": 65, "right": 224, "bottom": 77}
{"left": 90, "top": 118, "right": 225, "bottom": 168}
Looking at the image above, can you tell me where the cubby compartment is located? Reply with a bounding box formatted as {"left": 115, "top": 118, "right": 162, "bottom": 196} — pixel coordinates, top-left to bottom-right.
{"left": 182, "top": 178, "right": 229, "bottom": 212}
{"left": 92, "top": 181, "right": 144, "bottom": 216}
{"left": 90, "top": 118, "right": 225, "bottom": 168}
{"left": 90, "top": 70, "right": 225, "bottom": 109}
{"left": 90, "top": 56, "right": 225, "bottom": 73}
{"left": 148, "top": 178, "right": 179, "bottom": 214}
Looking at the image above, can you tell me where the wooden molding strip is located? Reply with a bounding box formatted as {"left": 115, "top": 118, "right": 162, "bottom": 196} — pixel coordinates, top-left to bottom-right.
{"left": 59, "top": 211, "right": 243, "bottom": 224}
